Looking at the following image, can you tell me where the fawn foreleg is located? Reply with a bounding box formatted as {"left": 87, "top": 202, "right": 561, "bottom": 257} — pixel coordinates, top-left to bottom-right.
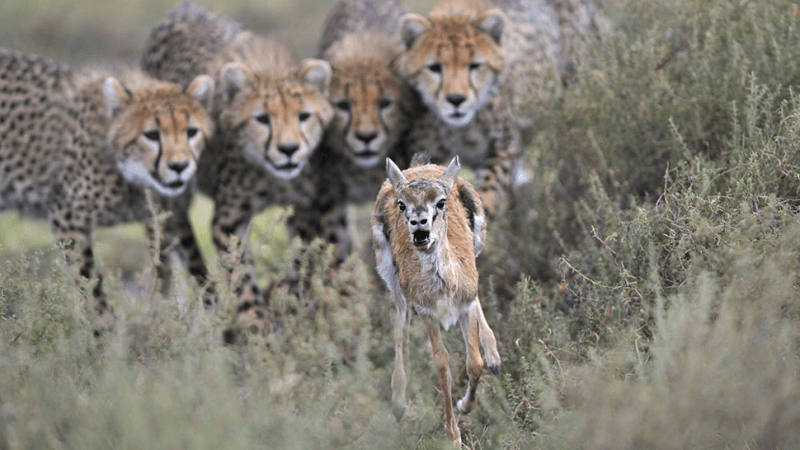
{"left": 390, "top": 289, "right": 408, "bottom": 420}
{"left": 423, "top": 316, "right": 461, "bottom": 446}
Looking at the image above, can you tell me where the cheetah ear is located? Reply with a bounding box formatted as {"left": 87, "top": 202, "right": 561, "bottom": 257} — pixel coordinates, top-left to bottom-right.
{"left": 386, "top": 158, "right": 407, "bottom": 191}
{"left": 185, "top": 74, "right": 215, "bottom": 110}
{"left": 476, "top": 9, "right": 504, "bottom": 44}
{"left": 400, "top": 13, "right": 431, "bottom": 49}
{"left": 299, "top": 59, "right": 332, "bottom": 97}
{"left": 220, "top": 62, "right": 253, "bottom": 103}
{"left": 439, "top": 155, "right": 460, "bottom": 192}
{"left": 103, "top": 77, "right": 132, "bottom": 118}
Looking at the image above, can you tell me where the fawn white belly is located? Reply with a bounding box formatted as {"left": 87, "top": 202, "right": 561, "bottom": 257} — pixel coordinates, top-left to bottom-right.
{"left": 415, "top": 297, "right": 474, "bottom": 330}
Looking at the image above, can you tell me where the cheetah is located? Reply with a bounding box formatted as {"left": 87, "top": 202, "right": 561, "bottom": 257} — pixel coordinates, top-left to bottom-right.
{"left": 394, "top": 0, "right": 605, "bottom": 220}
{"left": 288, "top": 0, "right": 423, "bottom": 263}
{"left": 141, "top": 2, "right": 334, "bottom": 335}
{"left": 0, "top": 47, "right": 215, "bottom": 332}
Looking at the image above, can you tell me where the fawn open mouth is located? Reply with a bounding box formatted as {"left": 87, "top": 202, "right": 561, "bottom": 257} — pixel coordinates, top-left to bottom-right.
{"left": 413, "top": 230, "right": 430, "bottom": 247}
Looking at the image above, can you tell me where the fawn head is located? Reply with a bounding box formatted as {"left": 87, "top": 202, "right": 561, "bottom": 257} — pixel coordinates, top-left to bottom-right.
{"left": 387, "top": 156, "right": 460, "bottom": 252}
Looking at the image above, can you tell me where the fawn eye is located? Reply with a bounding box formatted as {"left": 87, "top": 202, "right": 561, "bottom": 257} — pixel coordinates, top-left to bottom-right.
{"left": 186, "top": 127, "right": 198, "bottom": 138}
{"left": 436, "top": 199, "right": 446, "bottom": 210}
{"left": 427, "top": 63, "right": 442, "bottom": 74}
{"left": 469, "top": 62, "right": 483, "bottom": 71}
{"left": 298, "top": 112, "right": 311, "bottom": 122}
{"left": 336, "top": 100, "right": 350, "bottom": 111}
{"left": 256, "top": 114, "right": 270, "bottom": 125}
{"left": 397, "top": 201, "right": 406, "bottom": 212}
{"left": 378, "top": 98, "right": 392, "bottom": 109}
{"left": 143, "top": 130, "right": 160, "bottom": 141}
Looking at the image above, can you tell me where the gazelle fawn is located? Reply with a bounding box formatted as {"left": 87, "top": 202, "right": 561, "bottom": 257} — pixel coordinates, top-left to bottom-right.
{"left": 371, "top": 154, "right": 501, "bottom": 445}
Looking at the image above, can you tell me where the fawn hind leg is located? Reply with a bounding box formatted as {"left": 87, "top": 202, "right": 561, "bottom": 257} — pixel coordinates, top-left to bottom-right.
{"left": 423, "top": 316, "right": 461, "bottom": 446}
{"left": 475, "top": 298, "right": 501, "bottom": 375}
{"left": 456, "top": 299, "right": 484, "bottom": 414}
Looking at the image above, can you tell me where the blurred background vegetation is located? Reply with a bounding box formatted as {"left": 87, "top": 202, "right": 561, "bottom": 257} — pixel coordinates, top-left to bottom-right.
{"left": 4, "top": 0, "right": 800, "bottom": 448}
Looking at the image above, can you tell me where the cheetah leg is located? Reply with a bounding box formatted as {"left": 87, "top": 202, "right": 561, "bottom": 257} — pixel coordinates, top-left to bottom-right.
{"left": 422, "top": 315, "right": 461, "bottom": 446}
{"left": 475, "top": 158, "right": 513, "bottom": 222}
{"left": 475, "top": 123, "right": 520, "bottom": 222}
{"left": 145, "top": 216, "right": 174, "bottom": 297}
{"left": 275, "top": 198, "right": 352, "bottom": 302}
{"left": 288, "top": 197, "right": 353, "bottom": 264}
{"left": 162, "top": 207, "right": 215, "bottom": 308}
{"left": 212, "top": 200, "right": 268, "bottom": 342}
{"left": 53, "top": 225, "right": 112, "bottom": 337}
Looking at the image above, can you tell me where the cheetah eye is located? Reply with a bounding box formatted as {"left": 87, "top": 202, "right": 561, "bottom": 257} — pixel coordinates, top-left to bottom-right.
{"left": 427, "top": 63, "right": 442, "bottom": 74}
{"left": 336, "top": 100, "right": 351, "bottom": 111}
{"left": 397, "top": 201, "right": 406, "bottom": 212}
{"left": 469, "top": 62, "right": 482, "bottom": 71}
{"left": 143, "top": 130, "right": 160, "bottom": 142}
{"left": 298, "top": 112, "right": 311, "bottom": 122}
{"left": 255, "top": 114, "right": 270, "bottom": 125}
{"left": 436, "top": 199, "right": 446, "bottom": 210}
{"left": 186, "top": 127, "right": 198, "bottom": 138}
{"left": 378, "top": 98, "right": 392, "bottom": 109}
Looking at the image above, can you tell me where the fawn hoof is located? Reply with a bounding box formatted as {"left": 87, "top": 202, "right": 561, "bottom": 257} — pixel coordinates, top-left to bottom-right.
{"left": 489, "top": 363, "right": 501, "bottom": 376}
{"left": 391, "top": 400, "right": 407, "bottom": 421}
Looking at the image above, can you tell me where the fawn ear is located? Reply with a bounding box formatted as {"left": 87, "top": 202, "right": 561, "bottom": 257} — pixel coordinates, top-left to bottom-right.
{"left": 103, "top": 77, "right": 132, "bottom": 118}
{"left": 400, "top": 13, "right": 431, "bottom": 49}
{"left": 440, "top": 156, "right": 460, "bottom": 191}
{"left": 220, "top": 62, "right": 253, "bottom": 103}
{"left": 386, "top": 158, "right": 407, "bottom": 191}
{"left": 476, "top": 9, "right": 505, "bottom": 44}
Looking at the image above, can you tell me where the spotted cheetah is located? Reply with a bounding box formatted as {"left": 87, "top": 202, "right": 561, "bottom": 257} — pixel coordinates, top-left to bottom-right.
{"left": 141, "top": 2, "right": 334, "bottom": 335}
{"left": 0, "top": 47, "right": 215, "bottom": 332}
{"left": 394, "top": 0, "right": 605, "bottom": 220}
{"left": 287, "top": 0, "right": 422, "bottom": 263}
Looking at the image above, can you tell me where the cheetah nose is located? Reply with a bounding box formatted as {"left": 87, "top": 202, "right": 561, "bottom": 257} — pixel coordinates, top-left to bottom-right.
{"left": 446, "top": 94, "right": 467, "bottom": 107}
{"left": 355, "top": 131, "right": 378, "bottom": 144}
{"left": 169, "top": 161, "right": 189, "bottom": 174}
{"left": 277, "top": 143, "right": 300, "bottom": 157}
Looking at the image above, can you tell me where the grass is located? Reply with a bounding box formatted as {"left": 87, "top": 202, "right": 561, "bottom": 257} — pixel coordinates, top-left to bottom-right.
{"left": 4, "top": 0, "right": 800, "bottom": 448}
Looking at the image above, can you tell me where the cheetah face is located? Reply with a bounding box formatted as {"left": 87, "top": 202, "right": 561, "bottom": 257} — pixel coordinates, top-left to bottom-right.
{"left": 218, "top": 60, "right": 334, "bottom": 180}
{"left": 104, "top": 74, "right": 215, "bottom": 197}
{"left": 328, "top": 60, "right": 411, "bottom": 168}
{"left": 394, "top": 10, "right": 505, "bottom": 128}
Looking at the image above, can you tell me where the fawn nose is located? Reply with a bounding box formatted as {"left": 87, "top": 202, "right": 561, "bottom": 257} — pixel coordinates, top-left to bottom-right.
{"left": 169, "top": 161, "right": 189, "bottom": 174}
{"left": 446, "top": 94, "right": 466, "bottom": 107}
{"left": 409, "top": 217, "right": 427, "bottom": 226}
{"left": 409, "top": 207, "right": 430, "bottom": 228}
{"left": 277, "top": 143, "right": 300, "bottom": 157}
{"left": 355, "top": 131, "right": 378, "bottom": 144}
